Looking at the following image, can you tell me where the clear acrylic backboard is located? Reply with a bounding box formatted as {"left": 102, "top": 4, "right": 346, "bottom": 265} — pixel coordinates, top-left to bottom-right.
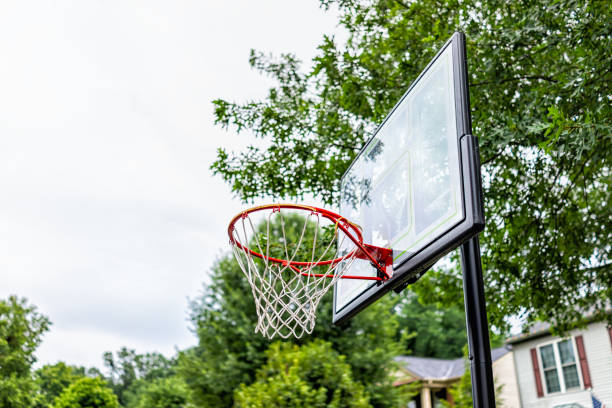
{"left": 333, "top": 32, "right": 484, "bottom": 324}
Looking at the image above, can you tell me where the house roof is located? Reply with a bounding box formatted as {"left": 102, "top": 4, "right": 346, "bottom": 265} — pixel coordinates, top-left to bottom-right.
{"left": 505, "top": 321, "right": 552, "bottom": 345}
{"left": 505, "top": 307, "right": 611, "bottom": 345}
{"left": 394, "top": 346, "right": 511, "bottom": 381}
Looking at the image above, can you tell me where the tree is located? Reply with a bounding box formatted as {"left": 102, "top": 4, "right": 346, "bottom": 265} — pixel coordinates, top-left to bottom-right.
{"left": 52, "top": 377, "right": 118, "bottom": 408}
{"left": 234, "top": 341, "right": 372, "bottom": 408}
{"left": 178, "top": 214, "right": 405, "bottom": 407}
{"left": 34, "top": 363, "right": 85, "bottom": 408}
{"left": 103, "top": 347, "right": 175, "bottom": 407}
{"left": 130, "top": 376, "right": 191, "bottom": 408}
{"left": 0, "top": 295, "right": 50, "bottom": 408}
{"left": 33, "top": 362, "right": 105, "bottom": 408}
{"left": 395, "top": 294, "right": 467, "bottom": 359}
{"left": 396, "top": 285, "right": 506, "bottom": 360}
{"left": 34, "top": 363, "right": 80, "bottom": 408}
{"left": 210, "top": 0, "right": 611, "bottom": 331}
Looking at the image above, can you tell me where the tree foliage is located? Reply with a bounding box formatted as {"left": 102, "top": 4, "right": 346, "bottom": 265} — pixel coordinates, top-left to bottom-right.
{"left": 396, "top": 294, "right": 467, "bottom": 359}
{"left": 52, "top": 377, "right": 118, "bottom": 408}
{"left": 211, "top": 0, "right": 612, "bottom": 331}
{"left": 34, "top": 363, "right": 81, "bottom": 408}
{"left": 103, "top": 347, "right": 175, "bottom": 407}
{"left": 130, "top": 376, "right": 191, "bottom": 408}
{"left": 33, "top": 362, "right": 103, "bottom": 408}
{"left": 234, "top": 341, "right": 371, "bottom": 408}
{"left": 0, "top": 296, "right": 50, "bottom": 408}
{"left": 178, "top": 214, "right": 405, "bottom": 407}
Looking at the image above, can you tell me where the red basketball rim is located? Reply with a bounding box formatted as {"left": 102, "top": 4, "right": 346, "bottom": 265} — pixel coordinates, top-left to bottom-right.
{"left": 227, "top": 204, "right": 392, "bottom": 280}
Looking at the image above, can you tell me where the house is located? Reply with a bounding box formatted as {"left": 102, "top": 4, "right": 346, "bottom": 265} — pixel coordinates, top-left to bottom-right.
{"left": 507, "top": 321, "right": 612, "bottom": 408}
{"left": 394, "top": 319, "right": 612, "bottom": 407}
{"left": 394, "top": 346, "right": 521, "bottom": 407}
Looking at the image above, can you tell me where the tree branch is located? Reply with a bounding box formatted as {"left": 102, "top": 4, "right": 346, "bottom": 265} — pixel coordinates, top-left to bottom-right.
{"left": 558, "top": 148, "right": 599, "bottom": 203}
{"left": 579, "top": 263, "right": 612, "bottom": 273}
{"left": 482, "top": 149, "right": 505, "bottom": 165}
{"left": 392, "top": 0, "right": 411, "bottom": 9}
{"left": 481, "top": 141, "right": 520, "bottom": 165}
{"left": 472, "top": 75, "right": 558, "bottom": 87}
{"left": 330, "top": 141, "right": 360, "bottom": 151}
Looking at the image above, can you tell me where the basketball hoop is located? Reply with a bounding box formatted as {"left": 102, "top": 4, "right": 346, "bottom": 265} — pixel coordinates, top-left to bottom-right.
{"left": 228, "top": 204, "right": 392, "bottom": 339}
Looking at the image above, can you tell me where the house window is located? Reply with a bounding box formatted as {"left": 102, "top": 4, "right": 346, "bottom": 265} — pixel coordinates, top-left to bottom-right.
{"left": 538, "top": 339, "right": 582, "bottom": 394}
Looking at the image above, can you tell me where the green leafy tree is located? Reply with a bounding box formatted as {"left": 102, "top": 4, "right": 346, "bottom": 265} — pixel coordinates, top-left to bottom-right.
{"left": 178, "top": 214, "right": 404, "bottom": 407}
{"left": 395, "top": 294, "right": 467, "bottom": 359}
{"left": 211, "top": 0, "right": 611, "bottom": 331}
{"left": 33, "top": 363, "right": 104, "bottom": 408}
{"left": 396, "top": 292, "right": 506, "bottom": 359}
{"left": 130, "top": 376, "right": 191, "bottom": 408}
{"left": 234, "top": 341, "right": 372, "bottom": 408}
{"left": 52, "top": 377, "right": 118, "bottom": 408}
{"left": 0, "top": 296, "right": 50, "bottom": 408}
{"left": 34, "top": 363, "right": 80, "bottom": 408}
{"left": 103, "top": 347, "right": 175, "bottom": 407}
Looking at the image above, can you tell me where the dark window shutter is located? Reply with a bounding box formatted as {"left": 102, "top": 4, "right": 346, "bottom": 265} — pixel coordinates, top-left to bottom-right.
{"left": 608, "top": 327, "right": 612, "bottom": 351}
{"left": 575, "top": 335, "right": 592, "bottom": 389}
{"left": 530, "top": 348, "right": 544, "bottom": 397}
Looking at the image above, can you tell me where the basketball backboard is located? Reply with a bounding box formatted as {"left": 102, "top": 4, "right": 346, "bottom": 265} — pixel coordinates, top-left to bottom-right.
{"left": 333, "top": 32, "right": 484, "bottom": 324}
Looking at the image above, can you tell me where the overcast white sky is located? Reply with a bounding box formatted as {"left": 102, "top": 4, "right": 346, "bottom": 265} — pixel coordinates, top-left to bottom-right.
{"left": 0, "top": 1, "right": 340, "bottom": 370}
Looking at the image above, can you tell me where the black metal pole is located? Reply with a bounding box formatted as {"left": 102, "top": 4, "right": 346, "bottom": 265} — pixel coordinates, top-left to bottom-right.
{"left": 461, "top": 235, "right": 496, "bottom": 408}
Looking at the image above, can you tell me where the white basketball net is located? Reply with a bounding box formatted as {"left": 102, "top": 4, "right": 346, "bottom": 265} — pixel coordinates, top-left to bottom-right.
{"left": 229, "top": 208, "right": 359, "bottom": 339}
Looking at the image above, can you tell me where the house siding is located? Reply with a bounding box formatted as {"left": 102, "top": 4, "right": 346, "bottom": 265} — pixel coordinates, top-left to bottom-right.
{"left": 493, "top": 351, "right": 521, "bottom": 408}
{"left": 513, "top": 322, "right": 612, "bottom": 408}
{"left": 584, "top": 322, "right": 612, "bottom": 404}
